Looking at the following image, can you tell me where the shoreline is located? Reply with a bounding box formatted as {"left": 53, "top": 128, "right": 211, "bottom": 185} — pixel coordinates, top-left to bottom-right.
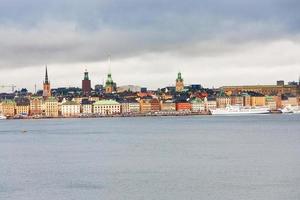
{"left": 2, "top": 111, "right": 290, "bottom": 120}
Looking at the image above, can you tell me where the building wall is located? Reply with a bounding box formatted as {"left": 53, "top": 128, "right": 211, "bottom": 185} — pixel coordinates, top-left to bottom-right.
{"left": 93, "top": 104, "right": 121, "bottom": 115}
{"left": 30, "top": 98, "right": 43, "bottom": 116}
{"left": 160, "top": 102, "right": 176, "bottom": 111}
{"left": 0, "top": 102, "right": 15, "bottom": 117}
{"left": 82, "top": 104, "right": 93, "bottom": 114}
{"left": 191, "top": 102, "right": 205, "bottom": 112}
{"left": 61, "top": 105, "right": 80, "bottom": 117}
{"left": 205, "top": 100, "right": 217, "bottom": 111}
{"left": 140, "top": 100, "right": 152, "bottom": 113}
{"left": 44, "top": 101, "right": 59, "bottom": 117}
{"left": 176, "top": 102, "right": 191, "bottom": 111}
{"left": 222, "top": 85, "right": 299, "bottom": 96}
{"left": 82, "top": 80, "right": 91, "bottom": 96}
{"left": 250, "top": 96, "right": 266, "bottom": 107}
{"left": 216, "top": 97, "right": 231, "bottom": 108}
{"left": 16, "top": 105, "right": 30, "bottom": 116}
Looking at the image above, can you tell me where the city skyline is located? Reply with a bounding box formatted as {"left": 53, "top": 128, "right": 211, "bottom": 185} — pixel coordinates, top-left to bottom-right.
{"left": 1, "top": 0, "right": 300, "bottom": 91}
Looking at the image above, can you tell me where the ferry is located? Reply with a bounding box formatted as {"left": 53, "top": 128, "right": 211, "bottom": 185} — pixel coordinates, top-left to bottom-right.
{"left": 210, "top": 106, "right": 270, "bottom": 115}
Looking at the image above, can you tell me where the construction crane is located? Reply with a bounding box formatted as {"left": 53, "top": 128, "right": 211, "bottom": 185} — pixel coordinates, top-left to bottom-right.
{"left": 0, "top": 85, "right": 16, "bottom": 92}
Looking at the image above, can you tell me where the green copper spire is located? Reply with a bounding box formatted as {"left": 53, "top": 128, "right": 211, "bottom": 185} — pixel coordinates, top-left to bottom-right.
{"left": 84, "top": 69, "right": 89, "bottom": 80}
{"left": 176, "top": 72, "right": 183, "bottom": 82}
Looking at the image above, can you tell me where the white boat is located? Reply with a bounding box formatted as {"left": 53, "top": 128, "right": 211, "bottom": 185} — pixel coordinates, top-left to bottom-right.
{"left": 291, "top": 106, "right": 300, "bottom": 114}
{"left": 0, "top": 115, "right": 7, "bottom": 120}
{"left": 210, "top": 106, "right": 270, "bottom": 115}
{"left": 280, "top": 105, "right": 294, "bottom": 114}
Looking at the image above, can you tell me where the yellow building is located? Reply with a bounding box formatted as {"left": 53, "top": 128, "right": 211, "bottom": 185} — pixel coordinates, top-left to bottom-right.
{"left": 160, "top": 100, "right": 176, "bottom": 111}
{"left": 139, "top": 99, "right": 152, "bottom": 113}
{"left": 44, "top": 97, "right": 59, "bottom": 117}
{"left": 0, "top": 100, "right": 16, "bottom": 117}
{"left": 250, "top": 96, "right": 266, "bottom": 107}
{"left": 15, "top": 99, "right": 30, "bottom": 116}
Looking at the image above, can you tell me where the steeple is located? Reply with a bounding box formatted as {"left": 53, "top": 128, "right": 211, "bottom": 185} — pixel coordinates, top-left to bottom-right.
{"left": 44, "top": 65, "right": 49, "bottom": 84}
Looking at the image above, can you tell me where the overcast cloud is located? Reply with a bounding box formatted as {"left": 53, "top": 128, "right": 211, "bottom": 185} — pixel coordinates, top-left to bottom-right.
{"left": 0, "top": 0, "right": 300, "bottom": 91}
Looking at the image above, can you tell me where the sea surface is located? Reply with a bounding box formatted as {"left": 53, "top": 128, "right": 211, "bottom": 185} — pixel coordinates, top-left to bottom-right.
{"left": 0, "top": 115, "right": 300, "bottom": 200}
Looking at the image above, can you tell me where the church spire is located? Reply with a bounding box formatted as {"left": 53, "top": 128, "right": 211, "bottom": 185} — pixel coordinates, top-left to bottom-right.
{"left": 44, "top": 65, "right": 49, "bottom": 84}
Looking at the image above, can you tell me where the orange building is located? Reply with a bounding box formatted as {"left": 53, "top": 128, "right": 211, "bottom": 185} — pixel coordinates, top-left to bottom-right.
{"left": 150, "top": 99, "right": 160, "bottom": 112}
{"left": 250, "top": 96, "right": 266, "bottom": 107}
{"left": 176, "top": 102, "right": 191, "bottom": 112}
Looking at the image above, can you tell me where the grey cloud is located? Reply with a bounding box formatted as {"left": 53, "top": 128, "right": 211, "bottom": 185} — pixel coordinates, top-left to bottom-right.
{"left": 0, "top": 0, "right": 300, "bottom": 88}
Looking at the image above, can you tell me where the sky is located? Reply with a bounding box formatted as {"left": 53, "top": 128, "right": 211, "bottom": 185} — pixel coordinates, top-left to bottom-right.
{"left": 0, "top": 0, "right": 300, "bottom": 92}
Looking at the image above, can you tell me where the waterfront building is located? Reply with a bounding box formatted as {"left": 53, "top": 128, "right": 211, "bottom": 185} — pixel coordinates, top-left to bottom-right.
{"left": 265, "top": 96, "right": 278, "bottom": 110}
{"left": 44, "top": 97, "right": 59, "bottom": 117}
{"left": 175, "top": 72, "right": 184, "bottom": 92}
{"left": 61, "top": 101, "right": 81, "bottom": 117}
{"left": 105, "top": 72, "right": 116, "bottom": 93}
{"left": 0, "top": 99, "right": 16, "bottom": 117}
{"left": 139, "top": 98, "right": 152, "bottom": 113}
{"left": 30, "top": 97, "right": 43, "bottom": 116}
{"left": 81, "top": 99, "right": 93, "bottom": 114}
{"left": 160, "top": 100, "right": 176, "bottom": 111}
{"left": 120, "top": 100, "right": 140, "bottom": 114}
{"left": 243, "top": 94, "right": 251, "bottom": 107}
{"left": 150, "top": 99, "right": 160, "bottom": 112}
{"left": 15, "top": 98, "right": 30, "bottom": 116}
{"left": 205, "top": 97, "right": 217, "bottom": 111}
{"left": 216, "top": 96, "right": 231, "bottom": 108}
{"left": 43, "top": 66, "right": 51, "bottom": 98}
{"left": 190, "top": 98, "right": 205, "bottom": 112}
{"left": 176, "top": 102, "right": 192, "bottom": 112}
{"left": 250, "top": 96, "right": 266, "bottom": 107}
{"left": 221, "top": 81, "right": 299, "bottom": 96}
{"left": 82, "top": 70, "right": 91, "bottom": 97}
{"left": 281, "top": 96, "right": 298, "bottom": 107}
{"left": 93, "top": 99, "right": 120, "bottom": 115}
{"left": 230, "top": 95, "right": 244, "bottom": 106}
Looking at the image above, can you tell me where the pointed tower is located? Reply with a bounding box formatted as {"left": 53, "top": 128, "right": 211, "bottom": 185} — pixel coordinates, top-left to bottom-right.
{"left": 105, "top": 72, "right": 114, "bottom": 93}
{"left": 82, "top": 69, "right": 91, "bottom": 97}
{"left": 43, "top": 66, "right": 51, "bottom": 98}
{"left": 175, "top": 72, "right": 184, "bottom": 92}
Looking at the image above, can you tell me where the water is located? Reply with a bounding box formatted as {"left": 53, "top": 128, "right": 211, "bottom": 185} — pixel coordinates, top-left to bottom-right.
{"left": 0, "top": 115, "right": 300, "bottom": 200}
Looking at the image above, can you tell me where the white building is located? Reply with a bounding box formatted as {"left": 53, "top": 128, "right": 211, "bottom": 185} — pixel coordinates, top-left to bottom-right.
{"left": 205, "top": 97, "right": 217, "bottom": 112}
{"left": 93, "top": 99, "right": 121, "bottom": 115}
{"left": 190, "top": 98, "right": 205, "bottom": 112}
{"left": 61, "top": 101, "right": 81, "bottom": 117}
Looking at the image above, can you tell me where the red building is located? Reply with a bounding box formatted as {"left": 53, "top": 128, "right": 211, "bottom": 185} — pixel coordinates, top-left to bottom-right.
{"left": 176, "top": 102, "right": 191, "bottom": 111}
{"left": 82, "top": 70, "right": 91, "bottom": 97}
